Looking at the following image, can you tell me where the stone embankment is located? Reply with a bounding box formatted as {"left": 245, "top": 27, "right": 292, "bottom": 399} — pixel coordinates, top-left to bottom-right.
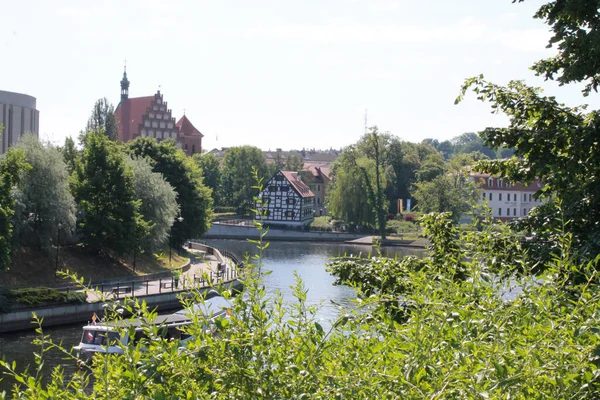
{"left": 0, "top": 242, "right": 242, "bottom": 333}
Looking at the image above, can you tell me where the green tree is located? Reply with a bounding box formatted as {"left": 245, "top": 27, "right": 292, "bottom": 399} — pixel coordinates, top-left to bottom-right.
{"left": 413, "top": 173, "right": 479, "bottom": 224}
{"left": 62, "top": 136, "right": 79, "bottom": 175}
{"left": 84, "top": 98, "right": 119, "bottom": 141}
{"left": 127, "top": 156, "right": 179, "bottom": 253}
{"left": 73, "top": 131, "right": 143, "bottom": 254}
{"left": 416, "top": 153, "right": 445, "bottom": 182}
{"left": 192, "top": 152, "right": 222, "bottom": 206}
{"left": 12, "top": 134, "right": 77, "bottom": 249}
{"left": 127, "top": 137, "right": 213, "bottom": 247}
{"left": 0, "top": 147, "right": 29, "bottom": 270}
{"left": 221, "top": 146, "right": 268, "bottom": 214}
{"left": 519, "top": 0, "right": 600, "bottom": 95}
{"left": 284, "top": 154, "right": 304, "bottom": 172}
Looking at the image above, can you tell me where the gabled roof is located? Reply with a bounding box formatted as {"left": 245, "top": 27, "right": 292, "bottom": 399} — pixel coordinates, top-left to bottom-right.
{"left": 115, "top": 96, "right": 154, "bottom": 142}
{"left": 280, "top": 170, "right": 314, "bottom": 198}
{"left": 176, "top": 115, "right": 204, "bottom": 137}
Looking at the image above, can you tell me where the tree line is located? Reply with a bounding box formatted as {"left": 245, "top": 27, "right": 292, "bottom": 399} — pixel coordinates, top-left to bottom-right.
{"left": 0, "top": 131, "right": 213, "bottom": 271}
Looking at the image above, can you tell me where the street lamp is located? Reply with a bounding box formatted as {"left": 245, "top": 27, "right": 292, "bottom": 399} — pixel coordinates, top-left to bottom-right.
{"left": 55, "top": 222, "right": 62, "bottom": 277}
{"left": 169, "top": 216, "right": 184, "bottom": 263}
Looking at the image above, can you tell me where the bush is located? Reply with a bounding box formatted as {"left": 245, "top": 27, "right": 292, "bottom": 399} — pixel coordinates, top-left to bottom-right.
{"left": 386, "top": 219, "right": 418, "bottom": 234}
{"left": 403, "top": 213, "right": 417, "bottom": 222}
{"left": 4, "top": 287, "right": 87, "bottom": 308}
{"left": 214, "top": 206, "right": 236, "bottom": 214}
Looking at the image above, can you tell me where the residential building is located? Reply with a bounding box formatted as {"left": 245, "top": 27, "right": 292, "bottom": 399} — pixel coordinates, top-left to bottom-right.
{"left": 471, "top": 172, "right": 545, "bottom": 221}
{"left": 300, "top": 166, "right": 331, "bottom": 216}
{"left": 0, "top": 90, "right": 39, "bottom": 155}
{"left": 257, "top": 170, "right": 315, "bottom": 226}
{"left": 114, "top": 67, "right": 203, "bottom": 156}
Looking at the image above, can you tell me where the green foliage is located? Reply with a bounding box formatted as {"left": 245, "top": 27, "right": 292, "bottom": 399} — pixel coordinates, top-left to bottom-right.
{"left": 73, "top": 131, "right": 143, "bottom": 254}
{"left": 0, "top": 148, "right": 30, "bottom": 270}
{"left": 2, "top": 287, "right": 86, "bottom": 309}
{"left": 192, "top": 152, "right": 222, "bottom": 206}
{"left": 127, "top": 156, "right": 179, "bottom": 253}
{"left": 458, "top": 76, "right": 600, "bottom": 256}
{"left": 221, "top": 145, "right": 268, "bottom": 214}
{"left": 84, "top": 98, "right": 119, "bottom": 141}
{"left": 517, "top": 0, "right": 600, "bottom": 96}
{"left": 127, "top": 137, "right": 213, "bottom": 247}
{"left": 4, "top": 213, "right": 600, "bottom": 397}
{"left": 413, "top": 172, "right": 479, "bottom": 224}
{"left": 61, "top": 136, "right": 79, "bottom": 175}
{"left": 284, "top": 153, "right": 304, "bottom": 172}
{"left": 415, "top": 152, "right": 445, "bottom": 182}
{"left": 12, "top": 134, "right": 77, "bottom": 248}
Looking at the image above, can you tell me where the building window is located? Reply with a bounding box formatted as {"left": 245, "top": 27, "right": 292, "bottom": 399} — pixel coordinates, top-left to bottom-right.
{"left": 269, "top": 186, "right": 276, "bottom": 192}
{"left": 499, "top": 193, "right": 502, "bottom": 201}
{"left": 498, "top": 179, "right": 503, "bottom": 188}
{"left": 513, "top": 208, "right": 517, "bottom": 216}
{"left": 529, "top": 194, "right": 532, "bottom": 202}
{"left": 275, "top": 175, "right": 283, "bottom": 181}
{"left": 281, "top": 186, "right": 289, "bottom": 192}
{"left": 498, "top": 208, "right": 502, "bottom": 216}
{"left": 488, "top": 178, "right": 493, "bottom": 187}
{"left": 317, "top": 184, "right": 321, "bottom": 192}
{"left": 506, "top": 208, "right": 510, "bottom": 216}
{"left": 482, "top": 192, "right": 486, "bottom": 200}
{"left": 523, "top": 193, "right": 527, "bottom": 201}
{"left": 489, "top": 193, "right": 492, "bottom": 201}
{"left": 286, "top": 211, "right": 294, "bottom": 218}
{"left": 523, "top": 208, "right": 526, "bottom": 216}
{"left": 317, "top": 198, "right": 321, "bottom": 204}
{"left": 287, "top": 198, "right": 296, "bottom": 205}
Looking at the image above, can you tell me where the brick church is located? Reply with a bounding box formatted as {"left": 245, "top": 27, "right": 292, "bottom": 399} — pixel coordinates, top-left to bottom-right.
{"left": 114, "top": 67, "right": 203, "bottom": 156}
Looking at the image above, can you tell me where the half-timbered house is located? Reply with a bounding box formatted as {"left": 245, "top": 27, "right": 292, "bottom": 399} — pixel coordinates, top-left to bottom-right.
{"left": 257, "top": 170, "right": 315, "bottom": 226}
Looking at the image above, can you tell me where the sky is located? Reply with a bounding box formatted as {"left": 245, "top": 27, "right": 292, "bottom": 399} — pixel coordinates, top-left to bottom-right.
{"left": 2, "top": 0, "right": 599, "bottom": 151}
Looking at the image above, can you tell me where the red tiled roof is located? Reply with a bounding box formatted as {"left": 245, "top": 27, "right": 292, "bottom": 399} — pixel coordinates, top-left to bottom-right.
{"left": 176, "top": 115, "right": 204, "bottom": 137}
{"left": 115, "top": 96, "right": 154, "bottom": 142}
{"left": 280, "top": 170, "right": 314, "bottom": 198}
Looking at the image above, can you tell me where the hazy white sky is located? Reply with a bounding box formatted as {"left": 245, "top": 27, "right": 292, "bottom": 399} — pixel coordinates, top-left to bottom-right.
{"left": 2, "top": 0, "right": 598, "bottom": 151}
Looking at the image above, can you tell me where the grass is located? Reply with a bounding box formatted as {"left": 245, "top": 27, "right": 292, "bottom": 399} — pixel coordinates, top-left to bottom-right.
{"left": 0, "top": 244, "right": 191, "bottom": 288}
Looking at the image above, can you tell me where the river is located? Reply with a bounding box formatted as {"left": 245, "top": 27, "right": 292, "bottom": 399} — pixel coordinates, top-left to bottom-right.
{"left": 0, "top": 240, "right": 423, "bottom": 394}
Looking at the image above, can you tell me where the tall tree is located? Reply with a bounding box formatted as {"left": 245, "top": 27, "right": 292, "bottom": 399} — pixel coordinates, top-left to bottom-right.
{"left": 128, "top": 156, "right": 179, "bottom": 253}
{"left": 62, "top": 136, "right": 79, "bottom": 175}
{"left": 12, "top": 134, "right": 77, "bottom": 249}
{"left": 0, "top": 147, "right": 29, "bottom": 270}
{"left": 221, "top": 146, "right": 268, "bottom": 214}
{"left": 192, "top": 153, "right": 222, "bottom": 206}
{"left": 73, "top": 131, "right": 144, "bottom": 254}
{"left": 284, "top": 154, "right": 304, "bottom": 172}
{"left": 85, "top": 98, "right": 119, "bottom": 141}
{"left": 127, "top": 137, "right": 213, "bottom": 247}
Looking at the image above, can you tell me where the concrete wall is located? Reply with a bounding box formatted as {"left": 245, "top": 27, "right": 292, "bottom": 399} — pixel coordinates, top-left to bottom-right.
{"left": 0, "top": 90, "right": 39, "bottom": 155}
{"left": 204, "top": 223, "right": 364, "bottom": 242}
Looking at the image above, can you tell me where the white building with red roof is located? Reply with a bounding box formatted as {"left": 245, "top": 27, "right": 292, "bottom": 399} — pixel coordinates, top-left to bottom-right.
{"left": 114, "top": 67, "right": 203, "bottom": 156}
{"left": 257, "top": 170, "right": 315, "bottom": 226}
{"left": 470, "top": 172, "right": 545, "bottom": 221}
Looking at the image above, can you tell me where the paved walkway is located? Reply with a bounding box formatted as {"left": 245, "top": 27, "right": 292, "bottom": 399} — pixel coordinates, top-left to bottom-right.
{"left": 86, "top": 248, "right": 228, "bottom": 303}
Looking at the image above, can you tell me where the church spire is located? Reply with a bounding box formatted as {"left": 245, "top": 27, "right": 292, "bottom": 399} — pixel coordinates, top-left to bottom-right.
{"left": 120, "top": 63, "right": 130, "bottom": 102}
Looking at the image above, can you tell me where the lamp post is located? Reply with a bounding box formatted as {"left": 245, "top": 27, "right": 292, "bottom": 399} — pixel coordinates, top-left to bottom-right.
{"left": 55, "top": 222, "right": 62, "bottom": 277}
{"left": 169, "top": 216, "right": 184, "bottom": 263}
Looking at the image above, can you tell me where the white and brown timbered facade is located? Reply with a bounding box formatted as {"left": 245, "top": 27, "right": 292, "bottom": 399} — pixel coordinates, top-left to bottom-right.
{"left": 257, "top": 170, "right": 315, "bottom": 226}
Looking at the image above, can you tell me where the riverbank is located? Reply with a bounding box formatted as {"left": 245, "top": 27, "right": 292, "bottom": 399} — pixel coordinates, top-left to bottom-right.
{"left": 0, "top": 243, "right": 243, "bottom": 333}
{"left": 205, "top": 223, "right": 428, "bottom": 248}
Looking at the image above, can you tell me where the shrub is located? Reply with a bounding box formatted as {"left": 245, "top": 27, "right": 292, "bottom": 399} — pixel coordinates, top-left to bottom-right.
{"left": 3, "top": 287, "right": 87, "bottom": 309}
{"left": 214, "top": 206, "right": 236, "bottom": 214}
{"left": 403, "top": 213, "right": 417, "bottom": 222}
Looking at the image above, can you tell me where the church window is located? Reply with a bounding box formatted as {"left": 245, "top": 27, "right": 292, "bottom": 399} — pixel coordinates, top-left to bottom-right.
{"left": 145, "top": 120, "right": 150, "bottom": 127}
{"left": 192, "top": 144, "right": 196, "bottom": 154}
{"left": 157, "top": 99, "right": 162, "bottom": 104}
{"left": 168, "top": 123, "right": 173, "bottom": 129}
{"left": 149, "top": 113, "right": 155, "bottom": 119}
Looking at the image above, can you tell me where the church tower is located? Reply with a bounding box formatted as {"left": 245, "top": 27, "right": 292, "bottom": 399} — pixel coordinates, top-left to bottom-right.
{"left": 120, "top": 65, "right": 130, "bottom": 103}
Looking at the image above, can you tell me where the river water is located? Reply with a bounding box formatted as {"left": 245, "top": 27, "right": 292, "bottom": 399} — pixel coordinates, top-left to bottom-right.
{"left": 0, "top": 240, "right": 423, "bottom": 393}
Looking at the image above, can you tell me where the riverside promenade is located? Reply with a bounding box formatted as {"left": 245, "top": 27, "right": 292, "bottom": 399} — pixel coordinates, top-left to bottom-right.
{"left": 0, "top": 243, "right": 243, "bottom": 333}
